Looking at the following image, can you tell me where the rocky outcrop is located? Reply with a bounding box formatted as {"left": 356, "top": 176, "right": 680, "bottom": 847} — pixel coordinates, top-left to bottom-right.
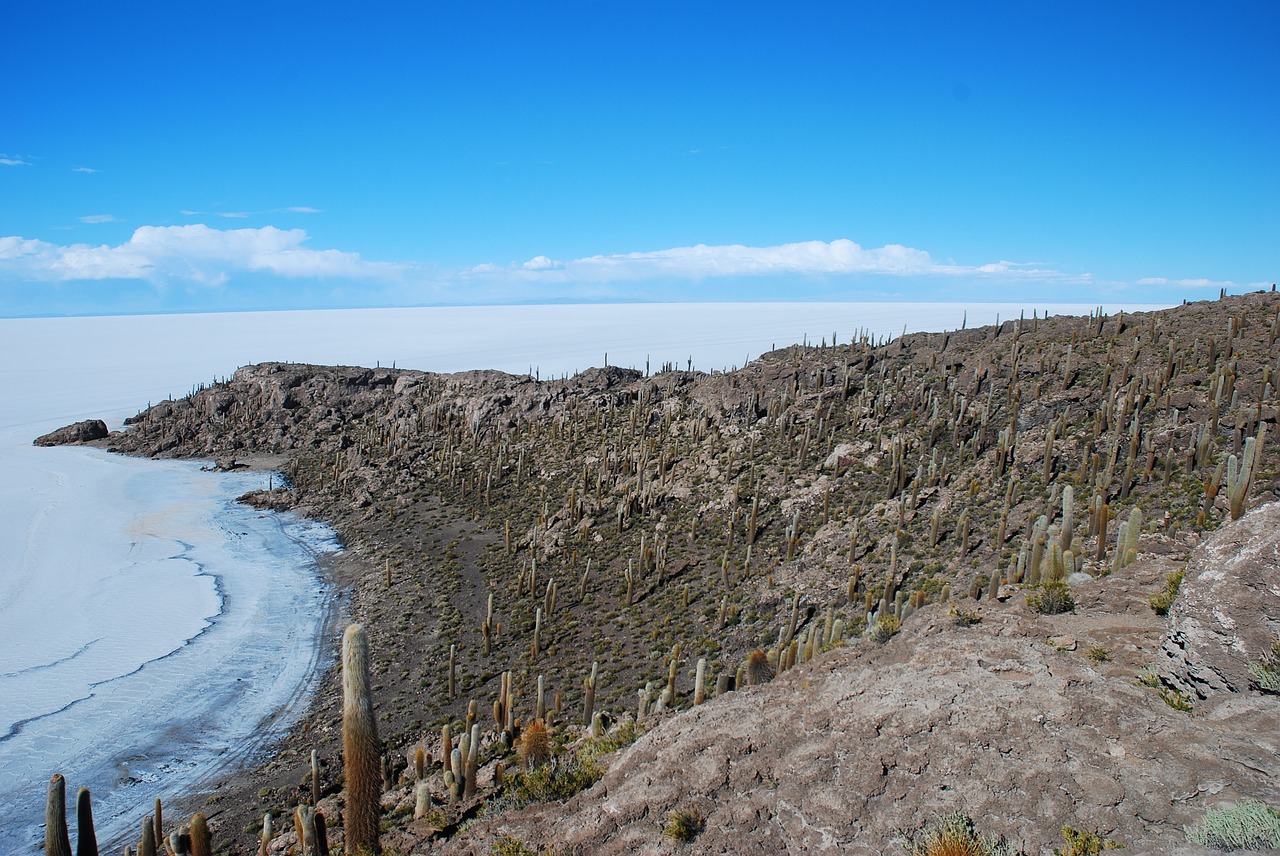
{"left": 1160, "top": 502, "right": 1280, "bottom": 698}
{"left": 33, "top": 419, "right": 108, "bottom": 446}
{"left": 444, "top": 538, "right": 1280, "bottom": 856}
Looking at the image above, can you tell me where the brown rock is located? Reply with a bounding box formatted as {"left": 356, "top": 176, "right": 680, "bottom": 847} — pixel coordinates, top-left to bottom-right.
{"left": 33, "top": 418, "right": 108, "bottom": 446}
{"left": 1160, "top": 502, "right": 1280, "bottom": 698}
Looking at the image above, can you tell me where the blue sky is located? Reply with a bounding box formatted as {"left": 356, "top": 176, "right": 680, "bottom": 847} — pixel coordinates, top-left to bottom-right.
{"left": 1, "top": 2, "right": 1276, "bottom": 316}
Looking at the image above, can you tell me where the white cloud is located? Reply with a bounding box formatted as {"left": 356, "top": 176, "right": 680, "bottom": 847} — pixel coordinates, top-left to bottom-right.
{"left": 0, "top": 224, "right": 402, "bottom": 284}
{"left": 283, "top": 206, "right": 322, "bottom": 214}
{"left": 217, "top": 211, "right": 250, "bottom": 219}
{"left": 1, "top": 155, "right": 30, "bottom": 166}
{"left": 72, "top": 166, "right": 98, "bottom": 174}
{"left": 1137, "top": 276, "right": 1234, "bottom": 289}
{"left": 522, "top": 255, "right": 561, "bottom": 270}
{"left": 474, "top": 239, "right": 1086, "bottom": 284}
{"left": 79, "top": 214, "right": 119, "bottom": 224}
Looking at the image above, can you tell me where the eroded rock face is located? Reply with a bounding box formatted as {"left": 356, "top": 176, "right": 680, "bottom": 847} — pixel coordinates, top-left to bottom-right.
{"left": 1160, "top": 502, "right": 1280, "bottom": 697}
{"left": 33, "top": 418, "right": 108, "bottom": 446}
{"left": 440, "top": 580, "right": 1280, "bottom": 856}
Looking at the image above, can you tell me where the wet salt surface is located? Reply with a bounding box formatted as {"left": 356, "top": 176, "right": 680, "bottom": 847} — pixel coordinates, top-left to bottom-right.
{"left": 0, "top": 301, "right": 1169, "bottom": 850}
{"left": 0, "top": 449, "right": 337, "bottom": 852}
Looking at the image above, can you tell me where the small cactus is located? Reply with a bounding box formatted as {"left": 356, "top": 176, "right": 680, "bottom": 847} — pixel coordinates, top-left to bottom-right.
{"left": 518, "top": 719, "right": 552, "bottom": 769}
{"left": 744, "top": 649, "right": 773, "bottom": 686}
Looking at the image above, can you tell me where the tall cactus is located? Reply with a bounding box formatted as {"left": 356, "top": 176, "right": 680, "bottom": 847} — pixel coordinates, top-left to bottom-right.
{"left": 311, "top": 748, "right": 320, "bottom": 806}
{"left": 582, "top": 661, "right": 598, "bottom": 726}
{"left": 1227, "top": 423, "right": 1267, "bottom": 520}
{"left": 45, "top": 774, "right": 71, "bottom": 856}
{"left": 744, "top": 649, "right": 773, "bottom": 686}
{"left": 257, "top": 814, "right": 272, "bottom": 856}
{"left": 1059, "top": 485, "right": 1075, "bottom": 552}
{"left": 138, "top": 817, "right": 157, "bottom": 856}
{"left": 189, "top": 814, "right": 211, "bottom": 856}
{"left": 153, "top": 799, "right": 163, "bottom": 850}
{"left": 75, "top": 787, "right": 97, "bottom": 856}
{"left": 342, "top": 624, "right": 381, "bottom": 853}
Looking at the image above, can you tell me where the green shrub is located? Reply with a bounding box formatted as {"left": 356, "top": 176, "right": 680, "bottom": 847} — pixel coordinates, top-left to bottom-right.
{"left": 950, "top": 606, "right": 983, "bottom": 627}
{"left": 505, "top": 757, "right": 601, "bottom": 808}
{"left": 1158, "top": 686, "right": 1194, "bottom": 712}
{"left": 1028, "top": 581, "right": 1075, "bottom": 615}
{"left": 1136, "top": 666, "right": 1161, "bottom": 688}
{"left": 491, "top": 839, "right": 539, "bottom": 856}
{"left": 1185, "top": 800, "right": 1280, "bottom": 850}
{"left": 1084, "top": 646, "right": 1110, "bottom": 664}
{"left": 1247, "top": 638, "right": 1280, "bottom": 694}
{"left": 1148, "top": 569, "right": 1184, "bottom": 615}
{"left": 664, "top": 808, "right": 705, "bottom": 842}
{"left": 870, "top": 614, "right": 902, "bottom": 643}
{"left": 580, "top": 718, "right": 644, "bottom": 763}
{"left": 1055, "top": 825, "right": 1121, "bottom": 854}
{"left": 902, "top": 811, "right": 1024, "bottom": 855}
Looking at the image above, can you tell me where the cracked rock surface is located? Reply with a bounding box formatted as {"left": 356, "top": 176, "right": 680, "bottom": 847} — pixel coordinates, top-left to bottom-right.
{"left": 443, "top": 510, "right": 1280, "bottom": 856}
{"left": 1160, "top": 501, "right": 1280, "bottom": 698}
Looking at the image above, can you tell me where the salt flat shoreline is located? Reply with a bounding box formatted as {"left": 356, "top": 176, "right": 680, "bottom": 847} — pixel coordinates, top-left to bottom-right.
{"left": 0, "top": 446, "right": 341, "bottom": 853}
{"left": 60, "top": 448, "right": 372, "bottom": 853}
{"left": 98, "top": 452, "right": 352, "bottom": 852}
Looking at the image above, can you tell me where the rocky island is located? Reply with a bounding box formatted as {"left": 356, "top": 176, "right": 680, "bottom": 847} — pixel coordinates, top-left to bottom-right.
{"left": 40, "top": 293, "right": 1280, "bottom": 854}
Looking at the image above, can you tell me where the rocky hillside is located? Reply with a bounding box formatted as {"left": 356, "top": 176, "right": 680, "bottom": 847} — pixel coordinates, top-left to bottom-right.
{"left": 51, "top": 292, "right": 1280, "bottom": 854}
{"left": 441, "top": 505, "right": 1280, "bottom": 855}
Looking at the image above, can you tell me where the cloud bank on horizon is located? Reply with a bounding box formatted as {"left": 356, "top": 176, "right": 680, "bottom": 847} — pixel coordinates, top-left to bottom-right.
{"left": 480, "top": 239, "right": 1085, "bottom": 283}
{"left": 0, "top": 224, "right": 1263, "bottom": 315}
{"left": 0, "top": 225, "right": 398, "bottom": 286}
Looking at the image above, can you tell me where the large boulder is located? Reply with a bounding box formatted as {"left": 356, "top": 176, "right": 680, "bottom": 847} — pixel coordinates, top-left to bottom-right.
{"left": 1160, "top": 501, "right": 1280, "bottom": 697}
{"left": 33, "top": 419, "right": 109, "bottom": 447}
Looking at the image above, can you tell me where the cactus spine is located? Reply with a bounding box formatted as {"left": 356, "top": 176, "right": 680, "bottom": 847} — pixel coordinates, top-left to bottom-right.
{"left": 342, "top": 624, "right": 381, "bottom": 853}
